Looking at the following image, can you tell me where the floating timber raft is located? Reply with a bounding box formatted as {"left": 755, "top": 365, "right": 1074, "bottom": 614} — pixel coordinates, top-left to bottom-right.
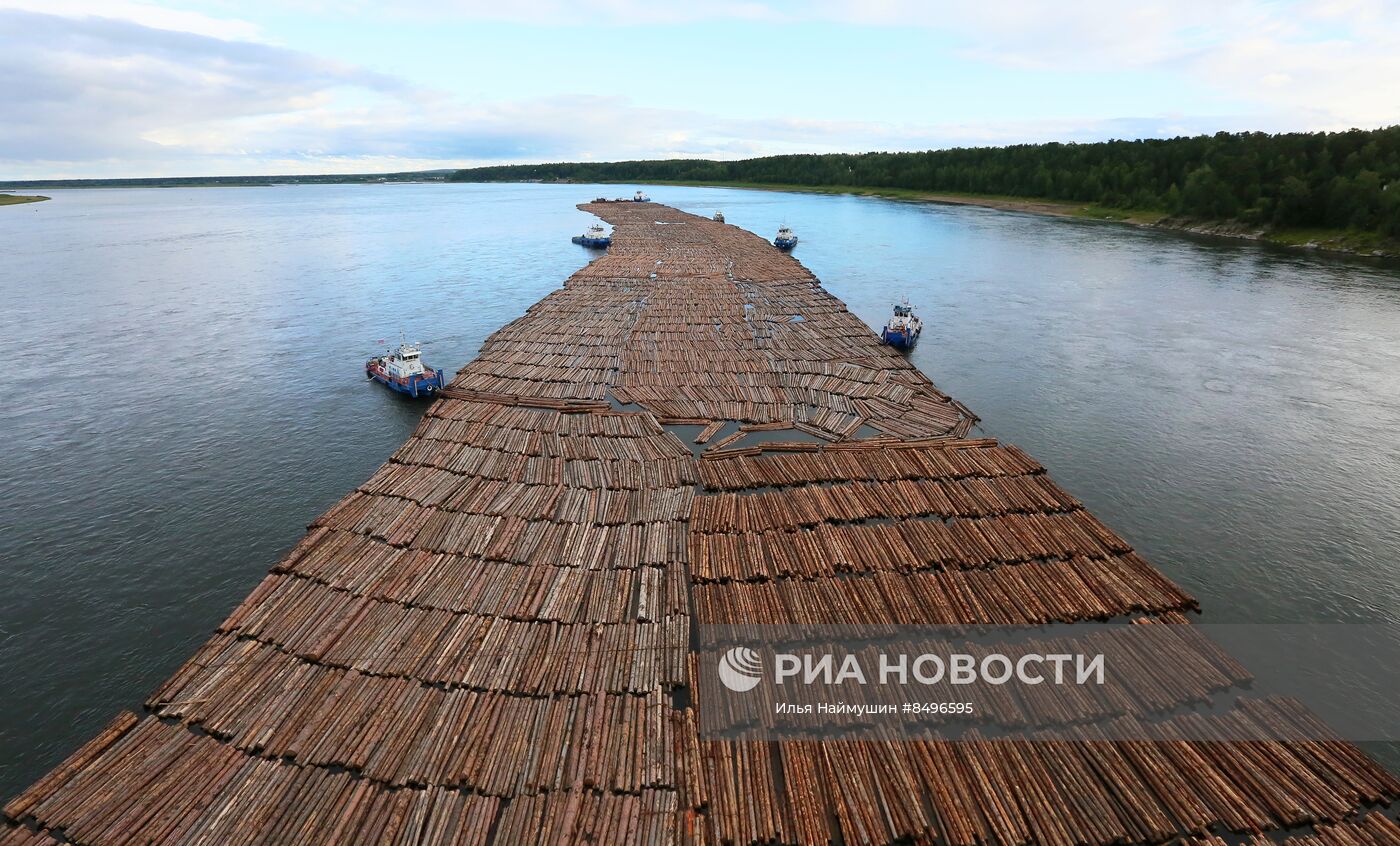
{"left": 4, "top": 202, "right": 1397, "bottom": 845}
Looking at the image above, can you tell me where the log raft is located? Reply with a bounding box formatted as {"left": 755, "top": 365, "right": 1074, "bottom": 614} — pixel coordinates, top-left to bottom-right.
{"left": 4, "top": 202, "right": 1397, "bottom": 845}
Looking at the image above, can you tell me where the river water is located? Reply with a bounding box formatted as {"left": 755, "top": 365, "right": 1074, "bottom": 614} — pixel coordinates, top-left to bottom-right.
{"left": 1, "top": 183, "right": 1397, "bottom": 797}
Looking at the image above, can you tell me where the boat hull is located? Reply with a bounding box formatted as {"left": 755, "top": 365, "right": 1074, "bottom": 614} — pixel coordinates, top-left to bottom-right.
{"left": 881, "top": 326, "right": 920, "bottom": 349}
{"left": 366, "top": 361, "right": 446, "bottom": 398}
{"left": 571, "top": 236, "right": 611, "bottom": 248}
{"left": 774, "top": 238, "right": 798, "bottom": 250}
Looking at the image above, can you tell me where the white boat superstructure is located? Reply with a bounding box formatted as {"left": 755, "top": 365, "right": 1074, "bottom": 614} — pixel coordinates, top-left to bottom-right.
{"left": 633, "top": 190, "right": 650, "bottom": 202}
{"left": 366, "top": 332, "right": 446, "bottom": 397}
{"left": 384, "top": 340, "right": 427, "bottom": 379}
{"left": 572, "top": 223, "right": 612, "bottom": 247}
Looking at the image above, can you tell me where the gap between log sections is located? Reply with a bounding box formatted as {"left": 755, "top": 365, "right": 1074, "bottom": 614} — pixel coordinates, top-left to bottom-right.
{"left": 143, "top": 713, "right": 676, "bottom": 803}
{"left": 185, "top": 632, "right": 681, "bottom": 701}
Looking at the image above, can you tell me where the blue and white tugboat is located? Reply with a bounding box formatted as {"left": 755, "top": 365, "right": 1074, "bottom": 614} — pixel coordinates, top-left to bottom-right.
{"left": 572, "top": 223, "right": 612, "bottom": 248}
{"left": 880, "top": 300, "right": 923, "bottom": 349}
{"left": 773, "top": 225, "right": 798, "bottom": 250}
{"left": 632, "top": 190, "right": 650, "bottom": 202}
{"left": 366, "top": 337, "right": 445, "bottom": 398}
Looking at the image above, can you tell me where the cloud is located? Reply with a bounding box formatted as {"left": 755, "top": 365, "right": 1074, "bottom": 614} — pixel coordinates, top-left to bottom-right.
{"left": 344, "top": 0, "right": 775, "bottom": 25}
{"left": 1, "top": 1, "right": 1396, "bottom": 178}
{"left": 0, "top": 9, "right": 405, "bottom": 173}
{"left": 199, "top": 98, "right": 1283, "bottom": 171}
{"left": 5, "top": 7, "right": 1178, "bottom": 179}
{"left": 358, "top": 0, "right": 1400, "bottom": 127}
{"left": 805, "top": 0, "right": 1400, "bottom": 126}
{"left": 2, "top": 0, "right": 262, "bottom": 40}
{"left": 1190, "top": 27, "right": 1400, "bottom": 129}
{"left": 808, "top": 0, "right": 1266, "bottom": 68}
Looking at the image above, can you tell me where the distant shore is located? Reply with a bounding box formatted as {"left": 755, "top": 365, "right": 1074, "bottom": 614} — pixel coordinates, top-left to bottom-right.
{"left": 4, "top": 177, "right": 1393, "bottom": 257}
{"left": 576, "top": 179, "right": 1400, "bottom": 259}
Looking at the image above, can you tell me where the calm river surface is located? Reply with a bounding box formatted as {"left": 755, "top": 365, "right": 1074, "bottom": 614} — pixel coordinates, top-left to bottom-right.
{"left": 1, "top": 183, "right": 1398, "bottom": 796}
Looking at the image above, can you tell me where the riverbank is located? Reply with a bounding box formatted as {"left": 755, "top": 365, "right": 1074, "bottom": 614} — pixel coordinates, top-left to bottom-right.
{"left": 581, "top": 179, "right": 1400, "bottom": 259}
{"left": 0, "top": 194, "right": 48, "bottom": 206}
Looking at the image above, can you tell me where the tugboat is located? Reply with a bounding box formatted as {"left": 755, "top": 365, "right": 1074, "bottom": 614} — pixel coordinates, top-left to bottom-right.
{"left": 632, "top": 190, "right": 650, "bottom": 202}
{"left": 713, "top": 211, "right": 725, "bottom": 223}
{"left": 572, "top": 223, "right": 612, "bottom": 248}
{"left": 773, "top": 226, "right": 798, "bottom": 250}
{"left": 880, "top": 300, "right": 923, "bottom": 349}
{"left": 366, "top": 337, "right": 445, "bottom": 398}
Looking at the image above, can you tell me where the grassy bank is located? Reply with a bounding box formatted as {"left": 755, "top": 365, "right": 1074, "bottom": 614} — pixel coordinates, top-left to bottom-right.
{"left": 581, "top": 178, "right": 1399, "bottom": 257}
{"left": 452, "top": 130, "right": 1400, "bottom": 244}
{"left": 0, "top": 194, "right": 49, "bottom": 206}
{"left": 1260, "top": 226, "right": 1399, "bottom": 255}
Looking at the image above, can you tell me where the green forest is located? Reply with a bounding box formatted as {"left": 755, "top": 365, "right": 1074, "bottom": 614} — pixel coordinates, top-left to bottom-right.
{"left": 450, "top": 128, "right": 1400, "bottom": 238}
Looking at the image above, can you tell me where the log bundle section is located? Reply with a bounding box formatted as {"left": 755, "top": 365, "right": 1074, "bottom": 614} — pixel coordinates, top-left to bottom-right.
{"left": 4, "top": 203, "right": 1396, "bottom": 844}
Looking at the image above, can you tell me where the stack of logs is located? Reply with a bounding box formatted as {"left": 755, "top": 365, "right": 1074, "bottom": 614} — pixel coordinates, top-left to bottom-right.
{"left": 3, "top": 202, "right": 1396, "bottom": 845}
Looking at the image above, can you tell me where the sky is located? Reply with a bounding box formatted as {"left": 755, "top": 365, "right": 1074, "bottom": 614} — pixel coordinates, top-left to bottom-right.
{"left": 1, "top": 0, "right": 1398, "bottom": 179}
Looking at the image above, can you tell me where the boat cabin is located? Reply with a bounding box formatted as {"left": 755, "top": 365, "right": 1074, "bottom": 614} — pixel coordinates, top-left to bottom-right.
{"left": 384, "top": 343, "right": 427, "bottom": 379}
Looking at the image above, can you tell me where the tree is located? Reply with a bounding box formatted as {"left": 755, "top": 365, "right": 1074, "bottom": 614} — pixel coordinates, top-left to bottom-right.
{"left": 1181, "top": 165, "right": 1239, "bottom": 219}
{"left": 447, "top": 126, "right": 1400, "bottom": 239}
{"left": 1273, "top": 176, "right": 1313, "bottom": 227}
{"left": 1164, "top": 183, "right": 1182, "bottom": 214}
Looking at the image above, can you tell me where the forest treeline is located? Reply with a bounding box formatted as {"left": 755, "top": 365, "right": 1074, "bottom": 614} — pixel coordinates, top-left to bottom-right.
{"left": 450, "top": 128, "right": 1400, "bottom": 236}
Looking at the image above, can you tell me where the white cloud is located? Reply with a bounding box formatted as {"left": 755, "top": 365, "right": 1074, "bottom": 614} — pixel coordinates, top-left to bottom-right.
{"left": 0, "top": 0, "right": 262, "bottom": 39}
{"left": 310, "top": 0, "right": 1400, "bottom": 130}
{"left": 338, "top": 0, "right": 775, "bottom": 25}
{"left": 1, "top": 0, "right": 1396, "bottom": 178}
{"left": 0, "top": 7, "right": 1081, "bottom": 177}
{"left": 0, "top": 9, "right": 401, "bottom": 173}
{"left": 1190, "top": 30, "right": 1400, "bottom": 129}
{"left": 810, "top": 0, "right": 1265, "bottom": 67}
{"left": 805, "top": 0, "right": 1400, "bottom": 126}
